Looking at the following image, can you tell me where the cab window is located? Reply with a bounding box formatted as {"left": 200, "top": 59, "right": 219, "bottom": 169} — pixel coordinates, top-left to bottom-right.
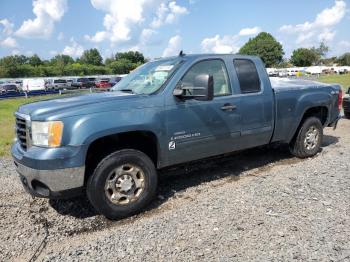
{"left": 181, "top": 59, "right": 231, "bottom": 97}
{"left": 233, "top": 59, "right": 261, "bottom": 94}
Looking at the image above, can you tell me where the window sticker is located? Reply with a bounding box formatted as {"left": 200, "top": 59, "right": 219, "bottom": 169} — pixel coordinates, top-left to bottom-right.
{"left": 155, "top": 65, "right": 174, "bottom": 71}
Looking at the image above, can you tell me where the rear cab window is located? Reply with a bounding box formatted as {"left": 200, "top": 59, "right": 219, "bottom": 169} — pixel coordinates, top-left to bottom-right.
{"left": 233, "top": 59, "right": 261, "bottom": 94}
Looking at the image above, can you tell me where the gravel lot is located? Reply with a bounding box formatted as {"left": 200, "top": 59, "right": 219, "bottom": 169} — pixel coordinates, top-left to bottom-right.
{"left": 0, "top": 120, "right": 349, "bottom": 262}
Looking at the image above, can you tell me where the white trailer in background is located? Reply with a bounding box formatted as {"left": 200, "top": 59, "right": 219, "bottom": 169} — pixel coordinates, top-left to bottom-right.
{"left": 22, "top": 78, "right": 46, "bottom": 92}
{"left": 333, "top": 66, "right": 350, "bottom": 74}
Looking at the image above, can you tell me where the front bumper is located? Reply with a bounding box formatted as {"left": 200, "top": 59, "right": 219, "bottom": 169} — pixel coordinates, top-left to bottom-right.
{"left": 14, "top": 161, "right": 84, "bottom": 198}
{"left": 12, "top": 142, "right": 86, "bottom": 198}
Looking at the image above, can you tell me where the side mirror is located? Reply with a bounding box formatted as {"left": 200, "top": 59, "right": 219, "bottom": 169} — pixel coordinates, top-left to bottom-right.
{"left": 173, "top": 74, "right": 214, "bottom": 101}
{"left": 347, "top": 87, "right": 350, "bottom": 95}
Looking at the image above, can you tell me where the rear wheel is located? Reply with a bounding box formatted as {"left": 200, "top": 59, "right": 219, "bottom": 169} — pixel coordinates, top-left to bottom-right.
{"left": 344, "top": 111, "right": 350, "bottom": 119}
{"left": 87, "top": 149, "right": 157, "bottom": 220}
{"left": 289, "top": 117, "right": 323, "bottom": 158}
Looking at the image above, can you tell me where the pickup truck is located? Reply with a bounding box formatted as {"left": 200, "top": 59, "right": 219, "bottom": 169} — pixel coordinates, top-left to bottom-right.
{"left": 12, "top": 54, "right": 342, "bottom": 219}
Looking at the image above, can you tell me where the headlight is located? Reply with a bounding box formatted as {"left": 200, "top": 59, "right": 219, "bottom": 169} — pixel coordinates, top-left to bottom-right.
{"left": 31, "top": 121, "right": 64, "bottom": 147}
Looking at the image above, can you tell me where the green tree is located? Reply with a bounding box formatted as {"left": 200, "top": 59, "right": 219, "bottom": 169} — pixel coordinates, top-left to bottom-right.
{"left": 108, "top": 58, "right": 137, "bottom": 74}
{"left": 239, "top": 32, "right": 284, "bottom": 67}
{"left": 275, "top": 59, "right": 293, "bottom": 68}
{"left": 10, "top": 55, "right": 29, "bottom": 65}
{"left": 0, "top": 65, "right": 7, "bottom": 78}
{"left": 320, "top": 56, "right": 337, "bottom": 66}
{"left": 28, "top": 54, "right": 42, "bottom": 66}
{"left": 115, "top": 51, "right": 145, "bottom": 64}
{"left": 79, "top": 48, "right": 103, "bottom": 66}
{"left": 0, "top": 56, "right": 24, "bottom": 77}
{"left": 337, "top": 53, "right": 350, "bottom": 66}
{"left": 308, "top": 42, "right": 329, "bottom": 65}
{"left": 50, "top": 54, "right": 74, "bottom": 75}
{"left": 104, "top": 56, "right": 115, "bottom": 66}
{"left": 50, "top": 54, "right": 74, "bottom": 65}
{"left": 313, "top": 42, "right": 329, "bottom": 58}
{"left": 0, "top": 50, "right": 146, "bottom": 78}
{"left": 290, "top": 48, "right": 319, "bottom": 67}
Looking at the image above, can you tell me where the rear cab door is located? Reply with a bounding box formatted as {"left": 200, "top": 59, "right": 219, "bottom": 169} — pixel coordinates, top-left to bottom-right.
{"left": 231, "top": 57, "right": 274, "bottom": 149}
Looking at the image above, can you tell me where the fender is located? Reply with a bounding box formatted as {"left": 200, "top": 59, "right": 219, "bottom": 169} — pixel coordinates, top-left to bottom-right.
{"left": 61, "top": 108, "right": 165, "bottom": 165}
{"left": 286, "top": 90, "right": 332, "bottom": 143}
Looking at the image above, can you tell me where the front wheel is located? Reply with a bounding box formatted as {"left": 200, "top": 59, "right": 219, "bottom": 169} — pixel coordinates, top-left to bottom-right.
{"left": 87, "top": 149, "right": 158, "bottom": 220}
{"left": 289, "top": 117, "right": 323, "bottom": 158}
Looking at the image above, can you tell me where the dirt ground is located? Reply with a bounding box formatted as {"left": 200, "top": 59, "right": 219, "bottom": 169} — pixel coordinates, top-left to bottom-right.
{"left": 0, "top": 120, "right": 349, "bottom": 261}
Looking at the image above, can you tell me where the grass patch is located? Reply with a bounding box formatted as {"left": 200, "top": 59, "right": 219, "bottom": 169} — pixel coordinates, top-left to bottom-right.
{"left": 318, "top": 74, "right": 350, "bottom": 92}
{"left": 0, "top": 95, "right": 60, "bottom": 157}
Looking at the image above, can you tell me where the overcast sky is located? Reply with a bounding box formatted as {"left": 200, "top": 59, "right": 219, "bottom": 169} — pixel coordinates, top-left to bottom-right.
{"left": 0, "top": 0, "right": 349, "bottom": 59}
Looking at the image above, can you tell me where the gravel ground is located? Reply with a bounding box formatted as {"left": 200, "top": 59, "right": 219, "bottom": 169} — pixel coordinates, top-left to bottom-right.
{"left": 0, "top": 120, "right": 349, "bottom": 262}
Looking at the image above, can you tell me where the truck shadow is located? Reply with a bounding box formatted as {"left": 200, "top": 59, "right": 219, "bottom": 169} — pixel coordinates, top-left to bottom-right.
{"left": 49, "top": 135, "right": 339, "bottom": 220}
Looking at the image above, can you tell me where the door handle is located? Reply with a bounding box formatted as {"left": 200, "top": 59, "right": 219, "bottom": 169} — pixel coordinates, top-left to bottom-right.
{"left": 221, "top": 104, "right": 237, "bottom": 111}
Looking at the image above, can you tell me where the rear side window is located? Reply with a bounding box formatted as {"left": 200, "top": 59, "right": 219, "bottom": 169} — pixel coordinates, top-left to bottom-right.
{"left": 233, "top": 59, "right": 261, "bottom": 94}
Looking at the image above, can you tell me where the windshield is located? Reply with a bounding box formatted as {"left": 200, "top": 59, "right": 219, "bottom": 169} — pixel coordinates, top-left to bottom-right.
{"left": 112, "top": 58, "right": 183, "bottom": 95}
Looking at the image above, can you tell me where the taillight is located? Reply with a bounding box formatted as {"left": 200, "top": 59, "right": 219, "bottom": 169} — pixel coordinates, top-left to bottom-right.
{"left": 338, "top": 89, "right": 343, "bottom": 112}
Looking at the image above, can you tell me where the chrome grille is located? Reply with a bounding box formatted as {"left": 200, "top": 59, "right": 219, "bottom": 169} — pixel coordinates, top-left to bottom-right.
{"left": 15, "top": 115, "right": 28, "bottom": 150}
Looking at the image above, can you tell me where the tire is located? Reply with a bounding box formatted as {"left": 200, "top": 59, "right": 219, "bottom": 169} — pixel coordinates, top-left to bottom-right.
{"left": 87, "top": 149, "right": 158, "bottom": 220}
{"left": 344, "top": 111, "right": 350, "bottom": 119}
{"left": 289, "top": 117, "right": 323, "bottom": 158}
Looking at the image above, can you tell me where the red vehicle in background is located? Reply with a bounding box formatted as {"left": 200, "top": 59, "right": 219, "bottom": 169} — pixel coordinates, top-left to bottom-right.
{"left": 95, "top": 79, "right": 112, "bottom": 88}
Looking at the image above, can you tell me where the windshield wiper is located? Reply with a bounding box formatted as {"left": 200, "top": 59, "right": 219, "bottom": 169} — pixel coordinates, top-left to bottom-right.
{"left": 118, "top": 89, "right": 134, "bottom": 94}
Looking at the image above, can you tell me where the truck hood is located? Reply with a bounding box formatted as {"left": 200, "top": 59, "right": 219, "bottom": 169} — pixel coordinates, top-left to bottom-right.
{"left": 18, "top": 91, "right": 144, "bottom": 120}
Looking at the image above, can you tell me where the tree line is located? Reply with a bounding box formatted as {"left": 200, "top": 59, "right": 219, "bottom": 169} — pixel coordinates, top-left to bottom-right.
{"left": 238, "top": 32, "right": 350, "bottom": 68}
{"left": 1, "top": 33, "right": 350, "bottom": 78}
{"left": 0, "top": 50, "right": 145, "bottom": 78}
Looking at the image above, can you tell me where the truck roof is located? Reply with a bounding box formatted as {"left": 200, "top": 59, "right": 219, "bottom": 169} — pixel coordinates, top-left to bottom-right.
{"left": 156, "top": 53, "right": 260, "bottom": 61}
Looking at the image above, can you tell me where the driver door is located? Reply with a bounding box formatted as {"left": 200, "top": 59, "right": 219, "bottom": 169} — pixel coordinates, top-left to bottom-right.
{"left": 165, "top": 59, "right": 241, "bottom": 166}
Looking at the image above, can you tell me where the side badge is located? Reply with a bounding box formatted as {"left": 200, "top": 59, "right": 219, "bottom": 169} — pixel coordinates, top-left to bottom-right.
{"left": 169, "top": 141, "right": 176, "bottom": 150}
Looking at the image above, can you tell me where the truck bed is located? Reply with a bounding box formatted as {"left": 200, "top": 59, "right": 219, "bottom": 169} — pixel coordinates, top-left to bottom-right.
{"left": 270, "top": 77, "right": 333, "bottom": 92}
{"left": 269, "top": 77, "right": 341, "bottom": 144}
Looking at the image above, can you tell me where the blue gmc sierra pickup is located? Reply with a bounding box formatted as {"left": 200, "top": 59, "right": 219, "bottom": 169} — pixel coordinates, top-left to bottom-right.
{"left": 12, "top": 54, "right": 342, "bottom": 219}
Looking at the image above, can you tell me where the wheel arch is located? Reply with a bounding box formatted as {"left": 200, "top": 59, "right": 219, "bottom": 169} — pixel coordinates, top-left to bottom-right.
{"left": 84, "top": 130, "right": 161, "bottom": 183}
{"left": 288, "top": 105, "right": 329, "bottom": 143}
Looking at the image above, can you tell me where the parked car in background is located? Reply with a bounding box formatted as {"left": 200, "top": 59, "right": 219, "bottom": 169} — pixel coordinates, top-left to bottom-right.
{"left": 70, "top": 78, "right": 96, "bottom": 89}
{"left": 9, "top": 80, "right": 23, "bottom": 89}
{"left": 88, "top": 77, "right": 97, "bottom": 84}
{"left": 343, "top": 87, "right": 350, "bottom": 119}
{"left": 267, "top": 69, "right": 278, "bottom": 77}
{"left": 22, "top": 78, "right": 46, "bottom": 92}
{"left": 46, "top": 79, "right": 68, "bottom": 90}
{"left": 96, "top": 78, "right": 112, "bottom": 88}
{"left": 66, "top": 79, "right": 73, "bottom": 87}
{"left": 109, "top": 76, "right": 123, "bottom": 86}
{"left": 278, "top": 70, "right": 288, "bottom": 77}
{"left": 0, "top": 83, "right": 18, "bottom": 94}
